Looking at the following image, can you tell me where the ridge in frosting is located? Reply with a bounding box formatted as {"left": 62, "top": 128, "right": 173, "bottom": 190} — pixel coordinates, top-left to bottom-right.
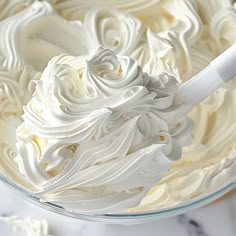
{"left": 16, "top": 47, "right": 192, "bottom": 213}
{"left": 0, "top": 0, "right": 33, "bottom": 21}
{"left": 0, "top": 1, "right": 89, "bottom": 72}
{"left": 0, "top": 0, "right": 235, "bottom": 214}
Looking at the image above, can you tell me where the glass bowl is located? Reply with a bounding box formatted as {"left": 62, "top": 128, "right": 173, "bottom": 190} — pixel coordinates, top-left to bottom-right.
{"left": 0, "top": 173, "right": 235, "bottom": 224}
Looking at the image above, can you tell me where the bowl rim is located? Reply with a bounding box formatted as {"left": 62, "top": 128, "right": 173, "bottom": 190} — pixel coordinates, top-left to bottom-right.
{"left": 0, "top": 173, "right": 235, "bottom": 223}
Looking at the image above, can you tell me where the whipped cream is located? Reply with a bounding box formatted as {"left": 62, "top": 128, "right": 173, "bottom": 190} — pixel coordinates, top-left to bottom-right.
{"left": 0, "top": 216, "right": 52, "bottom": 236}
{"left": 0, "top": 1, "right": 89, "bottom": 72}
{"left": 84, "top": 7, "right": 144, "bottom": 56}
{"left": 53, "top": 0, "right": 161, "bottom": 21}
{"left": 0, "top": 0, "right": 235, "bottom": 214}
{"left": 130, "top": 0, "right": 236, "bottom": 211}
{"left": 0, "top": 67, "right": 39, "bottom": 117}
{"left": 0, "top": 0, "right": 33, "bottom": 21}
{"left": 16, "top": 47, "right": 192, "bottom": 213}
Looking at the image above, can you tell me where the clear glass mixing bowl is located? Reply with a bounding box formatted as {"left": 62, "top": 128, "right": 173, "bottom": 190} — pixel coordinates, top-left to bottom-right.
{"left": 0, "top": 173, "right": 235, "bottom": 224}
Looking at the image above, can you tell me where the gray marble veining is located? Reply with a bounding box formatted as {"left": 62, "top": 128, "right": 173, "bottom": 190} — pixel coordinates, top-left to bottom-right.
{"left": 179, "top": 215, "right": 209, "bottom": 236}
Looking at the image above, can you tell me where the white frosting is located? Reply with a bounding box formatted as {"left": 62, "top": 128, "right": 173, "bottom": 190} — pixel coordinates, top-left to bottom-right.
{"left": 0, "top": 216, "right": 52, "bottom": 236}
{"left": 0, "top": 0, "right": 33, "bottom": 21}
{"left": 53, "top": 0, "right": 161, "bottom": 21}
{"left": 0, "top": 67, "right": 39, "bottom": 117}
{"left": 84, "top": 7, "right": 144, "bottom": 56}
{"left": 16, "top": 47, "right": 192, "bottom": 213}
{"left": 130, "top": 0, "right": 236, "bottom": 211}
{"left": 0, "top": 0, "right": 235, "bottom": 214}
{"left": 0, "top": 1, "right": 89, "bottom": 72}
{"left": 131, "top": 147, "right": 236, "bottom": 212}
{"left": 53, "top": 0, "right": 202, "bottom": 80}
{"left": 0, "top": 117, "right": 33, "bottom": 189}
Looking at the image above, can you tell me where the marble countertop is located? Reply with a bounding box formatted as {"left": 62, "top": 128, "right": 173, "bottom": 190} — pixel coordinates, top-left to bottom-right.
{"left": 0, "top": 183, "right": 235, "bottom": 236}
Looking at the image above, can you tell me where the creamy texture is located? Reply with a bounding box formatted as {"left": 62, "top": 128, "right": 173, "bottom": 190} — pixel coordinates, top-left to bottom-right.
{"left": 0, "top": 0, "right": 235, "bottom": 213}
{"left": 0, "top": 0, "right": 33, "bottom": 21}
{"left": 0, "top": 1, "right": 90, "bottom": 188}
{"left": 53, "top": 0, "right": 163, "bottom": 21}
{"left": 132, "top": 148, "right": 236, "bottom": 211}
{"left": 84, "top": 7, "right": 143, "bottom": 56}
{"left": 0, "top": 67, "right": 39, "bottom": 117}
{"left": 131, "top": 0, "right": 236, "bottom": 211}
{"left": 16, "top": 47, "right": 192, "bottom": 213}
{"left": 0, "top": 216, "right": 51, "bottom": 236}
{"left": 0, "top": 1, "right": 90, "bottom": 72}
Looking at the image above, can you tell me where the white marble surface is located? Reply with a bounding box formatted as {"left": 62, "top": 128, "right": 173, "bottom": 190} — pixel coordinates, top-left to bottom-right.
{"left": 0, "top": 182, "right": 235, "bottom": 236}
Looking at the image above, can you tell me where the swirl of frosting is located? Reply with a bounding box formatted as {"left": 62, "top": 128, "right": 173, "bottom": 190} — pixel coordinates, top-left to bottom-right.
{"left": 0, "top": 0, "right": 33, "bottom": 20}
{"left": 0, "top": 117, "right": 32, "bottom": 189}
{"left": 137, "top": 29, "right": 179, "bottom": 78}
{"left": 84, "top": 7, "right": 143, "bottom": 56}
{"left": 0, "top": 0, "right": 235, "bottom": 214}
{"left": 130, "top": 147, "right": 236, "bottom": 212}
{"left": 16, "top": 47, "right": 192, "bottom": 213}
{"left": 196, "top": 0, "right": 232, "bottom": 25}
{"left": 0, "top": 67, "right": 39, "bottom": 117}
{"left": 0, "top": 75, "right": 23, "bottom": 116}
{"left": 133, "top": 81, "right": 236, "bottom": 212}
{"left": 126, "top": 0, "right": 202, "bottom": 80}
{"left": 0, "top": 1, "right": 89, "bottom": 72}
{"left": 54, "top": 0, "right": 161, "bottom": 21}
{"left": 211, "top": 7, "right": 236, "bottom": 47}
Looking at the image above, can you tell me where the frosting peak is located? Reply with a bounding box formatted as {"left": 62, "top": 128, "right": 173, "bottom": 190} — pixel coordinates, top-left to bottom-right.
{"left": 84, "top": 7, "right": 143, "bottom": 56}
{"left": 0, "top": 0, "right": 235, "bottom": 215}
{"left": 0, "top": 1, "right": 89, "bottom": 72}
{"left": 16, "top": 47, "right": 192, "bottom": 213}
